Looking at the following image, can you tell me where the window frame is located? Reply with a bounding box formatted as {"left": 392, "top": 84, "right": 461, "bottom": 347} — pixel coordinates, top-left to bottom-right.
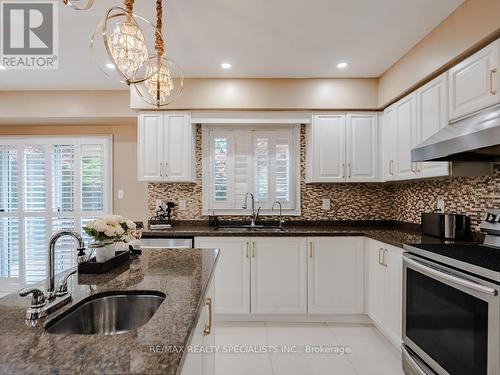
{"left": 0, "top": 135, "right": 112, "bottom": 291}
{"left": 202, "top": 124, "right": 301, "bottom": 216}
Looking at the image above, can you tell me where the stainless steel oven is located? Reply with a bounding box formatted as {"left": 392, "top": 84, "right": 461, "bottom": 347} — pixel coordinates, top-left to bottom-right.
{"left": 402, "top": 252, "right": 500, "bottom": 375}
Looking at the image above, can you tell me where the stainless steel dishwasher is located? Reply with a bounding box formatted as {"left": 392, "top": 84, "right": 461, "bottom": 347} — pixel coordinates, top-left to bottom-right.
{"left": 140, "top": 237, "right": 194, "bottom": 249}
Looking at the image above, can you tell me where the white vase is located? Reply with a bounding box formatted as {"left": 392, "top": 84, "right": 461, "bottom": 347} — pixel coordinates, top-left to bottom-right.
{"left": 104, "top": 242, "right": 116, "bottom": 261}
{"left": 94, "top": 242, "right": 115, "bottom": 263}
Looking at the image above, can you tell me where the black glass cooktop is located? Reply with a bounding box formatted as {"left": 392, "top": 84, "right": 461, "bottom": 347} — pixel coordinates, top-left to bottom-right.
{"left": 406, "top": 243, "right": 500, "bottom": 274}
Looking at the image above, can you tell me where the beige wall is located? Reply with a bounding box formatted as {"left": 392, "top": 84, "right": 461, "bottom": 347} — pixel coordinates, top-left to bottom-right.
{"left": 131, "top": 78, "right": 379, "bottom": 110}
{"left": 378, "top": 0, "right": 500, "bottom": 107}
{"left": 0, "top": 124, "right": 149, "bottom": 223}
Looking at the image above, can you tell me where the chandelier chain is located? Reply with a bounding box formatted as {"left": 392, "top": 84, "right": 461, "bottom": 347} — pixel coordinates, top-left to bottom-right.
{"left": 124, "top": 0, "right": 135, "bottom": 14}
{"left": 155, "top": 0, "right": 164, "bottom": 57}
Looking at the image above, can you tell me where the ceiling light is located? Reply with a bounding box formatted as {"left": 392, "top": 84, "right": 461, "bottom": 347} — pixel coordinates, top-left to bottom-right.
{"left": 221, "top": 62, "right": 232, "bottom": 69}
{"left": 336, "top": 62, "right": 348, "bottom": 70}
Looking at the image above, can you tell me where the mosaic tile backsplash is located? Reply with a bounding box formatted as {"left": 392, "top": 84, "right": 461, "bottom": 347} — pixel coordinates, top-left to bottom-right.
{"left": 148, "top": 125, "right": 500, "bottom": 231}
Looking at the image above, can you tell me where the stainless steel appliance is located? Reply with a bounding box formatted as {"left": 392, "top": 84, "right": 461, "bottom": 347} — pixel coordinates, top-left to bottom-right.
{"left": 412, "top": 103, "right": 500, "bottom": 162}
{"left": 402, "top": 209, "right": 500, "bottom": 375}
{"left": 140, "top": 237, "right": 194, "bottom": 249}
{"left": 421, "top": 212, "right": 470, "bottom": 239}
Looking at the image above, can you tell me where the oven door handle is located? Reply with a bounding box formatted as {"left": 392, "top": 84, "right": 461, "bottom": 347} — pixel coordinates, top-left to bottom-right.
{"left": 405, "top": 257, "right": 498, "bottom": 296}
{"left": 401, "top": 345, "right": 430, "bottom": 375}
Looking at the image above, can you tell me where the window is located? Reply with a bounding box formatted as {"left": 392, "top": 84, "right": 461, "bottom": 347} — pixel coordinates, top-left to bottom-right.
{"left": 202, "top": 125, "right": 300, "bottom": 215}
{"left": 0, "top": 136, "right": 112, "bottom": 290}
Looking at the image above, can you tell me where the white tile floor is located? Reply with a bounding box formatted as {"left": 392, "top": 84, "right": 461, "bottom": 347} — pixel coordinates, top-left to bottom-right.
{"left": 215, "top": 322, "right": 404, "bottom": 375}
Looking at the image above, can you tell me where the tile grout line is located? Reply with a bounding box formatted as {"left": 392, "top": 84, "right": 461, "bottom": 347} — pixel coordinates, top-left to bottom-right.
{"left": 326, "top": 323, "right": 361, "bottom": 375}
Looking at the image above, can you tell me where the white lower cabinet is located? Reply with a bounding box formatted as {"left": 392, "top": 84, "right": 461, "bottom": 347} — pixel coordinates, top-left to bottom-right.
{"left": 181, "top": 277, "right": 215, "bottom": 375}
{"left": 307, "top": 237, "right": 364, "bottom": 314}
{"left": 195, "top": 237, "right": 250, "bottom": 314}
{"left": 251, "top": 237, "right": 308, "bottom": 314}
{"left": 367, "top": 239, "right": 403, "bottom": 348}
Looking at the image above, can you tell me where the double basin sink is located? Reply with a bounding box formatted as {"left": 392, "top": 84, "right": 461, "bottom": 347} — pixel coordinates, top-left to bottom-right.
{"left": 215, "top": 224, "right": 285, "bottom": 233}
{"left": 45, "top": 291, "right": 165, "bottom": 335}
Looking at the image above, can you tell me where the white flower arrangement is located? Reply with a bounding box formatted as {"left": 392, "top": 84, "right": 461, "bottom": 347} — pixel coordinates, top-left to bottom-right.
{"left": 83, "top": 215, "right": 136, "bottom": 243}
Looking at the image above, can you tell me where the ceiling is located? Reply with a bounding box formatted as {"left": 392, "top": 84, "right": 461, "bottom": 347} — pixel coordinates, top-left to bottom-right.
{"left": 0, "top": 0, "right": 464, "bottom": 90}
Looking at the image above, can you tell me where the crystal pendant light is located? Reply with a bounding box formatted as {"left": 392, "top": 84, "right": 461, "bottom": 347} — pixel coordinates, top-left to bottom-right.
{"left": 62, "top": 0, "right": 94, "bottom": 11}
{"left": 134, "top": 0, "right": 184, "bottom": 107}
{"left": 91, "top": 3, "right": 159, "bottom": 85}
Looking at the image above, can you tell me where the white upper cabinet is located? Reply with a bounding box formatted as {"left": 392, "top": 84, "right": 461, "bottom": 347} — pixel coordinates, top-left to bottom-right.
{"left": 308, "top": 114, "right": 346, "bottom": 183}
{"left": 381, "top": 107, "right": 396, "bottom": 181}
{"left": 394, "top": 93, "right": 418, "bottom": 180}
{"left": 449, "top": 39, "right": 499, "bottom": 121}
{"left": 346, "top": 113, "right": 379, "bottom": 182}
{"left": 138, "top": 113, "right": 164, "bottom": 182}
{"left": 415, "top": 73, "right": 450, "bottom": 178}
{"left": 307, "top": 113, "right": 379, "bottom": 183}
{"left": 138, "top": 112, "right": 195, "bottom": 183}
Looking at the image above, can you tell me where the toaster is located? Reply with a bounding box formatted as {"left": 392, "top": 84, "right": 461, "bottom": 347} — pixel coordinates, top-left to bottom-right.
{"left": 421, "top": 213, "right": 470, "bottom": 239}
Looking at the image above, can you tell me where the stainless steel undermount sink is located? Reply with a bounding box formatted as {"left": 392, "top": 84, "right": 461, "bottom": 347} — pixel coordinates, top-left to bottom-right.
{"left": 45, "top": 291, "right": 165, "bottom": 335}
{"left": 215, "top": 225, "right": 285, "bottom": 232}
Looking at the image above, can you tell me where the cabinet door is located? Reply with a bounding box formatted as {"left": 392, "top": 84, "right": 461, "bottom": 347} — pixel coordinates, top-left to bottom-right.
{"left": 394, "top": 93, "right": 418, "bottom": 180}
{"left": 449, "top": 40, "right": 499, "bottom": 121}
{"left": 311, "top": 114, "right": 346, "bottom": 182}
{"left": 381, "top": 106, "right": 396, "bottom": 181}
{"left": 367, "top": 240, "right": 386, "bottom": 327}
{"left": 416, "top": 73, "right": 450, "bottom": 178}
{"left": 195, "top": 237, "right": 250, "bottom": 314}
{"left": 181, "top": 296, "right": 207, "bottom": 375}
{"left": 346, "top": 113, "right": 379, "bottom": 182}
{"left": 308, "top": 237, "right": 364, "bottom": 314}
{"left": 383, "top": 245, "right": 403, "bottom": 347}
{"left": 251, "top": 237, "right": 307, "bottom": 314}
{"left": 137, "top": 113, "right": 164, "bottom": 182}
{"left": 164, "top": 114, "right": 194, "bottom": 182}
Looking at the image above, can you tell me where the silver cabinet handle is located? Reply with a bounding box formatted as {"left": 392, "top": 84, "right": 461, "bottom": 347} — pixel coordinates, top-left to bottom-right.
{"left": 341, "top": 163, "right": 345, "bottom": 178}
{"left": 252, "top": 242, "right": 255, "bottom": 258}
{"left": 164, "top": 162, "right": 168, "bottom": 177}
{"left": 246, "top": 242, "right": 250, "bottom": 258}
{"left": 404, "top": 257, "right": 497, "bottom": 296}
{"left": 347, "top": 163, "right": 351, "bottom": 178}
{"left": 378, "top": 248, "right": 383, "bottom": 265}
{"left": 490, "top": 68, "right": 498, "bottom": 95}
{"left": 159, "top": 162, "right": 163, "bottom": 177}
{"left": 309, "top": 242, "right": 313, "bottom": 258}
{"left": 389, "top": 160, "right": 394, "bottom": 176}
{"left": 383, "top": 249, "right": 388, "bottom": 267}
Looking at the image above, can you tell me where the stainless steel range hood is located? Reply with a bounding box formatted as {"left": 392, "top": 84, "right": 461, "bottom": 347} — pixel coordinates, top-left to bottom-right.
{"left": 412, "top": 104, "right": 500, "bottom": 162}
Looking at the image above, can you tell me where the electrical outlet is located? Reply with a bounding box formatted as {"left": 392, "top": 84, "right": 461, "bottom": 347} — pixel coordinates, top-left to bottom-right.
{"left": 321, "top": 198, "right": 331, "bottom": 210}
{"left": 179, "top": 200, "right": 187, "bottom": 210}
{"left": 117, "top": 189, "right": 124, "bottom": 200}
{"left": 436, "top": 199, "right": 445, "bottom": 213}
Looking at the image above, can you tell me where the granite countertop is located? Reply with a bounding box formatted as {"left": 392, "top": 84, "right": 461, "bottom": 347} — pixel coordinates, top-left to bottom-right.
{"left": 0, "top": 248, "right": 219, "bottom": 375}
{"left": 142, "top": 221, "right": 479, "bottom": 248}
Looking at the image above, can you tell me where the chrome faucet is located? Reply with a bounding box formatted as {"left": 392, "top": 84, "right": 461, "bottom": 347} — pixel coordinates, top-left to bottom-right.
{"left": 47, "top": 231, "right": 85, "bottom": 300}
{"left": 18, "top": 230, "right": 85, "bottom": 320}
{"left": 242, "top": 193, "right": 261, "bottom": 227}
{"left": 272, "top": 201, "right": 285, "bottom": 227}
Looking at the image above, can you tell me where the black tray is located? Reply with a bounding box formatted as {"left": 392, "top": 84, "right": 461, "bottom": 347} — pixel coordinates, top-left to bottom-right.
{"left": 78, "top": 251, "right": 131, "bottom": 274}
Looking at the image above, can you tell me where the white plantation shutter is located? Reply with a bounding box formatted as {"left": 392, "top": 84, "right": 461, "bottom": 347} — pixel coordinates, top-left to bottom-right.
{"left": 0, "top": 137, "right": 111, "bottom": 289}
{"left": 203, "top": 126, "right": 299, "bottom": 214}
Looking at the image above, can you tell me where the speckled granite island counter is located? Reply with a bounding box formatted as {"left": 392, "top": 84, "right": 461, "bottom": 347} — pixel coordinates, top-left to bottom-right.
{"left": 0, "top": 248, "right": 218, "bottom": 375}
